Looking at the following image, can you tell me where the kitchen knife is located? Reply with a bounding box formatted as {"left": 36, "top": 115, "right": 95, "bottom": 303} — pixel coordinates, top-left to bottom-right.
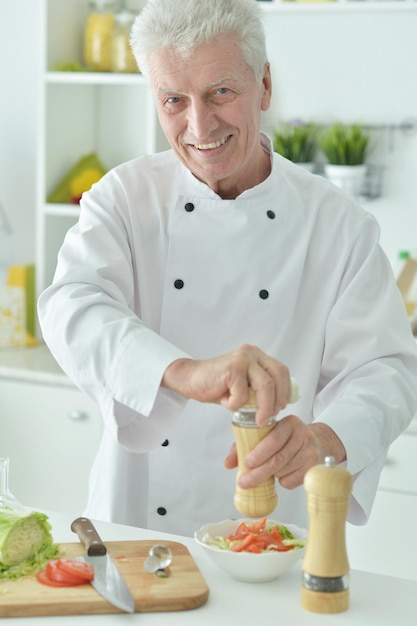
{"left": 71, "top": 516, "right": 135, "bottom": 614}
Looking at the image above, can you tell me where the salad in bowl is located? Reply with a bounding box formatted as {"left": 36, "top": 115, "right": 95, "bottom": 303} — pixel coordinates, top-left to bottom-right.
{"left": 195, "top": 517, "right": 307, "bottom": 582}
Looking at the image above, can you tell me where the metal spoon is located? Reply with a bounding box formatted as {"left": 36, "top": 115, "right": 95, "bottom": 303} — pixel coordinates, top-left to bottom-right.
{"left": 143, "top": 544, "right": 173, "bottom": 577}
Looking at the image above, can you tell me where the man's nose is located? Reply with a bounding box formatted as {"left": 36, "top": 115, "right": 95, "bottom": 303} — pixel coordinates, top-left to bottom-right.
{"left": 187, "top": 100, "right": 218, "bottom": 140}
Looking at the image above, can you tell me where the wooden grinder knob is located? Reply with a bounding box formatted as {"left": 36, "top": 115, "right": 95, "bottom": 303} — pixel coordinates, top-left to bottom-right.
{"left": 231, "top": 390, "right": 278, "bottom": 518}
{"left": 301, "top": 456, "right": 353, "bottom": 614}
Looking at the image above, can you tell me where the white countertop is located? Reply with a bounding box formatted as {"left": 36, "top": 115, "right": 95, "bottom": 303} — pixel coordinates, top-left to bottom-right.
{"left": 1, "top": 511, "right": 415, "bottom": 625}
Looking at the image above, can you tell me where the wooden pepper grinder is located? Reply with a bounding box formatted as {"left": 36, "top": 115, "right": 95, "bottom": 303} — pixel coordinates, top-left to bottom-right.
{"left": 301, "top": 456, "right": 353, "bottom": 614}
{"left": 231, "top": 390, "right": 277, "bottom": 518}
{"left": 231, "top": 380, "right": 300, "bottom": 518}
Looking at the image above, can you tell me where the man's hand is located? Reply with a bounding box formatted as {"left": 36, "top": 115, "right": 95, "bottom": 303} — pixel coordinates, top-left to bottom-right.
{"left": 161, "top": 343, "right": 292, "bottom": 427}
{"left": 224, "top": 416, "right": 347, "bottom": 489}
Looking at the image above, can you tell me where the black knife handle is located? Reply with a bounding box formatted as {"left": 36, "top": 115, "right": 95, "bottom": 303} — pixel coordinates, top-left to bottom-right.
{"left": 71, "top": 517, "right": 107, "bottom": 556}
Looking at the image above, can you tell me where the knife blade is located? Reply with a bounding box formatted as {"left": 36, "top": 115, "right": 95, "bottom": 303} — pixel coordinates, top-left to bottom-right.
{"left": 71, "top": 516, "right": 135, "bottom": 614}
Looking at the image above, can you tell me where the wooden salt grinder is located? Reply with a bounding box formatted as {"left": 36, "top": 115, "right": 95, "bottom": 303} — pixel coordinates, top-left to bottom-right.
{"left": 231, "top": 390, "right": 278, "bottom": 518}
{"left": 301, "top": 456, "right": 353, "bottom": 614}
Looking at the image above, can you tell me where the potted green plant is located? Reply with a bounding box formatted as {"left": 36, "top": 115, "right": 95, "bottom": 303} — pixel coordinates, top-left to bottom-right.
{"left": 272, "top": 120, "right": 318, "bottom": 171}
{"left": 319, "top": 123, "right": 370, "bottom": 197}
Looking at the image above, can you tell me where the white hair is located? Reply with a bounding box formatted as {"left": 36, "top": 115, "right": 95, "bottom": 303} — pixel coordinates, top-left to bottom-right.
{"left": 130, "top": 0, "right": 268, "bottom": 83}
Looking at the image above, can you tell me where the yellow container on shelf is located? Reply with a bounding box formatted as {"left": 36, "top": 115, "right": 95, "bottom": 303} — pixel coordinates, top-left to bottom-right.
{"left": 110, "top": 5, "right": 138, "bottom": 73}
{"left": 0, "top": 265, "right": 37, "bottom": 347}
{"left": 84, "top": 1, "right": 118, "bottom": 72}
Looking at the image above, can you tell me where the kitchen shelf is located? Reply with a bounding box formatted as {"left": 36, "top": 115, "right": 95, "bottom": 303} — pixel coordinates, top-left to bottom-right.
{"left": 43, "top": 203, "right": 81, "bottom": 217}
{"left": 45, "top": 70, "right": 146, "bottom": 86}
{"left": 36, "top": 0, "right": 161, "bottom": 296}
{"left": 259, "top": 0, "right": 417, "bottom": 12}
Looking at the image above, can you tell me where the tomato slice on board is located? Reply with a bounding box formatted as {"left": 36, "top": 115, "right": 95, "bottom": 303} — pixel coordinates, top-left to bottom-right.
{"left": 46, "top": 561, "right": 88, "bottom": 585}
{"left": 37, "top": 559, "right": 94, "bottom": 587}
{"left": 56, "top": 559, "right": 94, "bottom": 581}
{"left": 36, "top": 569, "right": 82, "bottom": 588}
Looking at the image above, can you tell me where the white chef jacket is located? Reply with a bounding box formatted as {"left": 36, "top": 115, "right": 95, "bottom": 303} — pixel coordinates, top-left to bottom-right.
{"left": 38, "top": 134, "right": 417, "bottom": 537}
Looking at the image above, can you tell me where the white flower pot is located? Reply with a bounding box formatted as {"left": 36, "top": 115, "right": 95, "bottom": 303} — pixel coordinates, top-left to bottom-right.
{"left": 324, "top": 164, "right": 366, "bottom": 198}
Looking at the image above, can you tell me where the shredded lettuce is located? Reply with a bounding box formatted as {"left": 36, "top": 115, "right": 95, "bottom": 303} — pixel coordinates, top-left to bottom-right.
{"left": 282, "top": 538, "right": 306, "bottom": 548}
{"left": 0, "top": 509, "right": 60, "bottom": 580}
{"left": 202, "top": 534, "right": 234, "bottom": 551}
{"left": 273, "top": 523, "right": 293, "bottom": 540}
{"left": 267, "top": 523, "right": 305, "bottom": 548}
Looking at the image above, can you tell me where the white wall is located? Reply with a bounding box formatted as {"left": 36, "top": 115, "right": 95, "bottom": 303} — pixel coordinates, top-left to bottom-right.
{"left": 261, "top": 7, "right": 417, "bottom": 269}
{"left": 0, "top": 0, "right": 41, "bottom": 264}
{"left": 0, "top": 2, "right": 416, "bottom": 268}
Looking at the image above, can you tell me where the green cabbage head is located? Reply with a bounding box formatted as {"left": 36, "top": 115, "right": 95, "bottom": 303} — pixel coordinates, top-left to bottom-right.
{"left": 0, "top": 509, "right": 60, "bottom": 579}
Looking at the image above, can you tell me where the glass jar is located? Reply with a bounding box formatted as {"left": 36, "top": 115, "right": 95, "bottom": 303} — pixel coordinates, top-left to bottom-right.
{"left": 110, "top": 4, "right": 138, "bottom": 73}
{"left": 84, "top": 1, "right": 119, "bottom": 72}
{"left": 0, "top": 458, "right": 25, "bottom": 511}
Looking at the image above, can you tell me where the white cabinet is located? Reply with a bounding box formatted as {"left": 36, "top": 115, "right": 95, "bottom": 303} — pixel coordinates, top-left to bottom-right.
{"left": 36, "top": 0, "right": 167, "bottom": 297}
{"left": 347, "top": 490, "right": 417, "bottom": 582}
{"left": 346, "top": 428, "right": 417, "bottom": 581}
{"left": 378, "top": 430, "right": 417, "bottom": 495}
{"left": 0, "top": 377, "right": 102, "bottom": 515}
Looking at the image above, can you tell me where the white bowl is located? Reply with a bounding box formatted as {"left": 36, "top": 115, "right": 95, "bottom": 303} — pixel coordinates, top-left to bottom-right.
{"left": 194, "top": 518, "right": 307, "bottom": 583}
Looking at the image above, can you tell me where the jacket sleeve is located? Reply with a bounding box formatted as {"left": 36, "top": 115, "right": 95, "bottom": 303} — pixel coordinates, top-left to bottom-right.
{"left": 311, "top": 211, "right": 417, "bottom": 523}
{"left": 38, "top": 174, "right": 190, "bottom": 451}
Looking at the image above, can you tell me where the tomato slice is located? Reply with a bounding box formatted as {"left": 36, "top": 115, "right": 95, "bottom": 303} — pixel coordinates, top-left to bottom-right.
{"left": 37, "top": 559, "right": 94, "bottom": 587}
{"left": 230, "top": 533, "right": 257, "bottom": 552}
{"left": 248, "top": 517, "right": 267, "bottom": 532}
{"left": 246, "top": 543, "right": 262, "bottom": 553}
{"left": 36, "top": 569, "right": 79, "bottom": 588}
{"left": 234, "top": 521, "right": 250, "bottom": 537}
{"left": 57, "top": 559, "right": 95, "bottom": 582}
{"left": 46, "top": 561, "right": 87, "bottom": 585}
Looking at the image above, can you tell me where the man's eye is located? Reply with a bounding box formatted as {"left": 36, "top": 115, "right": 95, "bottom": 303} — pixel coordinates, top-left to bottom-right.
{"left": 167, "top": 96, "right": 181, "bottom": 104}
{"left": 217, "top": 87, "right": 229, "bottom": 95}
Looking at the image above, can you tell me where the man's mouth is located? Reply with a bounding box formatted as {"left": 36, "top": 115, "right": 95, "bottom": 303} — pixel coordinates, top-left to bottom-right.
{"left": 193, "top": 136, "right": 230, "bottom": 150}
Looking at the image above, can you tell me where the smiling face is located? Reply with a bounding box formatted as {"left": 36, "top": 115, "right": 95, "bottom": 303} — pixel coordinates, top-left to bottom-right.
{"left": 147, "top": 36, "right": 272, "bottom": 199}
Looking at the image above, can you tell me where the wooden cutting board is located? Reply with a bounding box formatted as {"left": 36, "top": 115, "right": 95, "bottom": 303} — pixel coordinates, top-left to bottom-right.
{"left": 0, "top": 540, "right": 209, "bottom": 617}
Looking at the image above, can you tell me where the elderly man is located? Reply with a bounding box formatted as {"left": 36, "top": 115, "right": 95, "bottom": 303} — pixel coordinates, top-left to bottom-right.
{"left": 38, "top": 0, "right": 417, "bottom": 536}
